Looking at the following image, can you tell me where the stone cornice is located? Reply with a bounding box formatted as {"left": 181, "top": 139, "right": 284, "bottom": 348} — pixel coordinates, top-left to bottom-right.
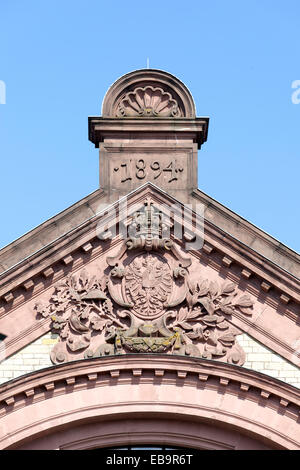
{"left": 0, "top": 355, "right": 299, "bottom": 441}
{"left": 192, "top": 189, "right": 300, "bottom": 278}
{"left": 88, "top": 117, "right": 209, "bottom": 149}
{"left": 0, "top": 188, "right": 108, "bottom": 274}
{"left": 0, "top": 184, "right": 298, "bottom": 300}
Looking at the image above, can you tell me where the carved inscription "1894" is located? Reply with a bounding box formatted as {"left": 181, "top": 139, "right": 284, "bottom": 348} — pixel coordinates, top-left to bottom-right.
{"left": 113, "top": 159, "right": 183, "bottom": 183}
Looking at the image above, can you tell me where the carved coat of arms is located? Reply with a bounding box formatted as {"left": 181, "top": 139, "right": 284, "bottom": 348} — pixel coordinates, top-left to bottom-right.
{"left": 35, "top": 200, "right": 254, "bottom": 366}
{"left": 124, "top": 254, "right": 172, "bottom": 319}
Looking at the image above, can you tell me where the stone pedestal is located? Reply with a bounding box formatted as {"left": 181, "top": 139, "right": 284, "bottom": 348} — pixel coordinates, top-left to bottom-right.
{"left": 88, "top": 69, "right": 209, "bottom": 203}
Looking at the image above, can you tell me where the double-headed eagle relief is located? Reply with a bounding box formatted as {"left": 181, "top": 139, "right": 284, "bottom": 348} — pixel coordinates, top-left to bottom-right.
{"left": 35, "top": 199, "right": 254, "bottom": 366}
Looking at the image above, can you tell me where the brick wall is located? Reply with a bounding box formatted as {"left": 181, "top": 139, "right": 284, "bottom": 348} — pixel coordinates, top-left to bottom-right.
{"left": 0, "top": 332, "right": 299, "bottom": 388}
{"left": 238, "top": 334, "right": 300, "bottom": 388}
{"left": 0, "top": 333, "right": 58, "bottom": 385}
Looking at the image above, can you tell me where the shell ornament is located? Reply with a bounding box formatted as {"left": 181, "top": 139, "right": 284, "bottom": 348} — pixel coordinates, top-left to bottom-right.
{"left": 118, "top": 86, "right": 180, "bottom": 117}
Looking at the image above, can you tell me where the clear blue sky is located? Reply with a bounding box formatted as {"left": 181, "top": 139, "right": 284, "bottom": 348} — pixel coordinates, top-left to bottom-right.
{"left": 0, "top": 0, "right": 299, "bottom": 254}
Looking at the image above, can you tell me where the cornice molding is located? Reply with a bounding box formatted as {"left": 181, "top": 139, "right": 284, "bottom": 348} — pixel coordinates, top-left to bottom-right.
{"left": 0, "top": 355, "right": 299, "bottom": 449}
{"left": 192, "top": 189, "right": 300, "bottom": 278}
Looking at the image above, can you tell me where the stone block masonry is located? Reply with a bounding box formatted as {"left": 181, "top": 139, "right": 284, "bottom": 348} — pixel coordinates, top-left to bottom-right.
{"left": 0, "top": 331, "right": 299, "bottom": 389}
{"left": 238, "top": 334, "right": 300, "bottom": 388}
{"left": 0, "top": 333, "right": 58, "bottom": 384}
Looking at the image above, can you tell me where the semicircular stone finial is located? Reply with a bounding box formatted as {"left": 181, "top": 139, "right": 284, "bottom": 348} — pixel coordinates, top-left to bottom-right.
{"left": 102, "top": 69, "right": 196, "bottom": 118}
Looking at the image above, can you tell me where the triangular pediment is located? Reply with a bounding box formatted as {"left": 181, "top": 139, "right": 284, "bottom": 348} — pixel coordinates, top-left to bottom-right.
{"left": 0, "top": 183, "right": 299, "bottom": 371}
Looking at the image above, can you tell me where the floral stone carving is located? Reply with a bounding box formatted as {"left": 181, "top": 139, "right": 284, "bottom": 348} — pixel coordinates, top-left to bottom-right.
{"left": 35, "top": 200, "right": 254, "bottom": 366}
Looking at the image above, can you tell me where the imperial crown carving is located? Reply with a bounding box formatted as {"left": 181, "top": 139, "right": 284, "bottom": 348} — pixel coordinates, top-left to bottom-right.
{"left": 35, "top": 199, "right": 255, "bottom": 366}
